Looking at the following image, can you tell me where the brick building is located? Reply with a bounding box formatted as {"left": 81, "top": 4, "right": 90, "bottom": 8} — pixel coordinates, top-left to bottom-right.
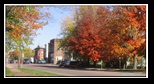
{"left": 48, "top": 38, "right": 65, "bottom": 64}
{"left": 34, "top": 45, "right": 45, "bottom": 63}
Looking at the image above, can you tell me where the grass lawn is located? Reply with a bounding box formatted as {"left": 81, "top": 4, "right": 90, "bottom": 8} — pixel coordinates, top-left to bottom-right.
{"left": 6, "top": 67, "right": 14, "bottom": 76}
{"left": 18, "top": 68, "right": 65, "bottom": 76}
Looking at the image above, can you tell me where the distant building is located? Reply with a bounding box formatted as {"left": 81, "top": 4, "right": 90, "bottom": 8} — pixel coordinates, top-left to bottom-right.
{"left": 34, "top": 45, "right": 45, "bottom": 63}
{"left": 48, "top": 38, "right": 65, "bottom": 64}
{"left": 34, "top": 38, "right": 71, "bottom": 64}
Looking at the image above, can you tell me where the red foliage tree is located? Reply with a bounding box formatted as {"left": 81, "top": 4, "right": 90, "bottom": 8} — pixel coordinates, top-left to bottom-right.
{"left": 68, "top": 6, "right": 110, "bottom": 61}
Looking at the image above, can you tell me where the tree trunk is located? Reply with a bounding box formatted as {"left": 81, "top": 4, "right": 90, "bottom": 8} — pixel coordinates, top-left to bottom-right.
{"left": 18, "top": 55, "right": 21, "bottom": 68}
{"left": 101, "top": 60, "right": 103, "bottom": 69}
{"left": 71, "top": 52, "right": 73, "bottom": 60}
{"left": 5, "top": 55, "right": 8, "bottom": 66}
{"left": 93, "top": 61, "right": 96, "bottom": 68}
{"left": 122, "top": 57, "right": 127, "bottom": 69}
{"left": 87, "top": 58, "right": 90, "bottom": 67}
{"left": 21, "top": 51, "right": 24, "bottom": 65}
{"left": 133, "top": 54, "right": 138, "bottom": 69}
{"left": 18, "top": 50, "right": 24, "bottom": 68}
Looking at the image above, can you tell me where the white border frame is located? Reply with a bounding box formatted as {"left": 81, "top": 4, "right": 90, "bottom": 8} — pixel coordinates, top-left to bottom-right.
{"left": 4, "top": 4, "right": 148, "bottom": 78}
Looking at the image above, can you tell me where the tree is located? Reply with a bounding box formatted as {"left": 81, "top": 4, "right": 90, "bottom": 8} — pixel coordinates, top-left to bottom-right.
{"left": 5, "top": 5, "right": 50, "bottom": 67}
{"left": 124, "top": 6, "right": 146, "bottom": 69}
{"left": 67, "top": 6, "right": 111, "bottom": 62}
{"left": 59, "top": 16, "right": 76, "bottom": 49}
{"left": 9, "top": 50, "right": 20, "bottom": 60}
{"left": 24, "top": 48, "right": 35, "bottom": 59}
{"left": 59, "top": 5, "right": 146, "bottom": 69}
{"left": 107, "top": 6, "right": 146, "bottom": 69}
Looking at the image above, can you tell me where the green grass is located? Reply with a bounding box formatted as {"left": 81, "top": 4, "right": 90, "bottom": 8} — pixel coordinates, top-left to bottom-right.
{"left": 6, "top": 67, "right": 14, "bottom": 76}
{"left": 18, "top": 68, "right": 65, "bottom": 76}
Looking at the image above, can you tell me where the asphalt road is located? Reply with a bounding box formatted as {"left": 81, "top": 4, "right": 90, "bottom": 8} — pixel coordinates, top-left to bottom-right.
{"left": 9, "top": 64, "right": 146, "bottom": 78}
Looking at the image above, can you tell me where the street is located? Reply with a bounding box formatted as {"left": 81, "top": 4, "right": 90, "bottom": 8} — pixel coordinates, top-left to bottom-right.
{"left": 8, "top": 64, "right": 146, "bottom": 77}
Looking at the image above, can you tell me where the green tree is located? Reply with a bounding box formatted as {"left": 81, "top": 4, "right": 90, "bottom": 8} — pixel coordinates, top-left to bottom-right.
{"left": 24, "top": 48, "right": 35, "bottom": 59}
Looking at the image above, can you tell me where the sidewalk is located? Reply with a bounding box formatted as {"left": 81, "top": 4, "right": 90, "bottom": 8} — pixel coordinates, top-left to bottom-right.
{"left": 84, "top": 67, "right": 145, "bottom": 71}
{"left": 6, "top": 64, "right": 36, "bottom": 76}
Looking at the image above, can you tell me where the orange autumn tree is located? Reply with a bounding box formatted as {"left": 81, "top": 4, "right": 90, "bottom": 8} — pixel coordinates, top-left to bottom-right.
{"left": 103, "top": 6, "right": 133, "bottom": 67}
{"left": 108, "top": 6, "right": 146, "bottom": 69}
{"left": 124, "top": 6, "right": 146, "bottom": 69}
{"left": 96, "top": 6, "right": 128, "bottom": 62}
{"left": 6, "top": 6, "right": 50, "bottom": 38}
{"left": 9, "top": 50, "right": 20, "bottom": 60}
{"left": 125, "top": 6, "right": 146, "bottom": 54}
{"left": 6, "top": 6, "right": 50, "bottom": 52}
{"left": 5, "top": 6, "right": 50, "bottom": 67}
{"left": 60, "top": 6, "right": 146, "bottom": 69}
{"left": 68, "top": 6, "right": 111, "bottom": 63}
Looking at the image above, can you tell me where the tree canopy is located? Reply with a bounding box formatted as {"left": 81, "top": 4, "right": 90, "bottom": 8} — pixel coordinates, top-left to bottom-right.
{"left": 59, "top": 5, "right": 146, "bottom": 65}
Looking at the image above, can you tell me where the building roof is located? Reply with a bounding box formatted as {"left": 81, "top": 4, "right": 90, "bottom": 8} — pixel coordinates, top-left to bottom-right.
{"left": 35, "top": 45, "right": 44, "bottom": 50}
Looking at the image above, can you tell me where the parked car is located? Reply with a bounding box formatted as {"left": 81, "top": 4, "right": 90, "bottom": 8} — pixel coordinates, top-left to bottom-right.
{"left": 64, "top": 60, "right": 71, "bottom": 67}
{"left": 23, "top": 59, "right": 30, "bottom": 64}
{"left": 59, "top": 60, "right": 87, "bottom": 68}
{"left": 69, "top": 61, "right": 80, "bottom": 68}
{"left": 59, "top": 60, "right": 71, "bottom": 67}
{"left": 59, "top": 61, "right": 67, "bottom": 67}
{"left": 38, "top": 59, "right": 46, "bottom": 64}
{"left": 9, "top": 60, "right": 14, "bottom": 64}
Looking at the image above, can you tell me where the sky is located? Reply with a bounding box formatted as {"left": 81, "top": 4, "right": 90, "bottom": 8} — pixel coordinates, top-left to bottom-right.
{"left": 29, "top": 6, "right": 73, "bottom": 49}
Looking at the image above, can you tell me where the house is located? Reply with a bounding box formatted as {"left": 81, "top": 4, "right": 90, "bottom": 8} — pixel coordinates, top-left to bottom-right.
{"left": 34, "top": 45, "right": 45, "bottom": 63}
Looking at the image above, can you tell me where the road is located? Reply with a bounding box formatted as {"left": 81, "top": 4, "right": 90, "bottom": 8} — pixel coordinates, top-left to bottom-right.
{"left": 9, "top": 64, "right": 146, "bottom": 78}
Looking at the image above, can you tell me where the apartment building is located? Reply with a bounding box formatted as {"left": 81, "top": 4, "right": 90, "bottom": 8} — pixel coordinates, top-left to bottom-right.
{"left": 48, "top": 38, "right": 65, "bottom": 64}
